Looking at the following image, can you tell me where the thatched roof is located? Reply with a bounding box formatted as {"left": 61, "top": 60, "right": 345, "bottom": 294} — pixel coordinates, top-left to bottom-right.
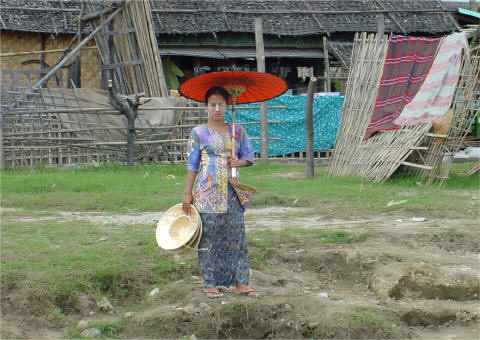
{"left": 0, "top": 0, "right": 462, "bottom": 36}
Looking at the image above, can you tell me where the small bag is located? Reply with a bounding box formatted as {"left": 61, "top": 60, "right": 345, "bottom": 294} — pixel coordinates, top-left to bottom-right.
{"left": 228, "top": 178, "right": 256, "bottom": 210}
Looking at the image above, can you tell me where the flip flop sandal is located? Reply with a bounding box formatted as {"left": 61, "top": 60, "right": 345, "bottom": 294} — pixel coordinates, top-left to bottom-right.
{"left": 234, "top": 289, "right": 259, "bottom": 297}
{"left": 204, "top": 289, "right": 223, "bottom": 299}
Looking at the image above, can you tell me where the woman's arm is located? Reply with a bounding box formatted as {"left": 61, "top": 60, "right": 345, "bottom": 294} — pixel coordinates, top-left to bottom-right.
{"left": 182, "top": 170, "right": 197, "bottom": 215}
{"left": 231, "top": 125, "right": 254, "bottom": 167}
{"left": 227, "top": 156, "right": 250, "bottom": 168}
{"left": 183, "top": 127, "right": 201, "bottom": 215}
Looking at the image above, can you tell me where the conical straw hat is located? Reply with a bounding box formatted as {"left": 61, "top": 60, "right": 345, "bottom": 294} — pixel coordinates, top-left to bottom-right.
{"left": 174, "top": 220, "right": 203, "bottom": 254}
{"left": 156, "top": 204, "right": 201, "bottom": 251}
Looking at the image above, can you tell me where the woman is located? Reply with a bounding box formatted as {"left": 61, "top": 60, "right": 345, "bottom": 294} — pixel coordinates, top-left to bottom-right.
{"left": 182, "top": 86, "right": 259, "bottom": 299}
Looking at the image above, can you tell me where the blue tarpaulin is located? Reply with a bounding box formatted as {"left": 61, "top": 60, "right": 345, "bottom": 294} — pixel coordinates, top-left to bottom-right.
{"left": 225, "top": 94, "right": 344, "bottom": 156}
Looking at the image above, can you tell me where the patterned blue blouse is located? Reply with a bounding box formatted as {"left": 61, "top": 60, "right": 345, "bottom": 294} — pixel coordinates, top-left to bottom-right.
{"left": 187, "top": 123, "right": 254, "bottom": 213}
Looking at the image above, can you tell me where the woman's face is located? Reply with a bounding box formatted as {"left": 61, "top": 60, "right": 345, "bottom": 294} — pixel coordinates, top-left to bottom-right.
{"left": 207, "top": 94, "right": 228, "bottom": 122}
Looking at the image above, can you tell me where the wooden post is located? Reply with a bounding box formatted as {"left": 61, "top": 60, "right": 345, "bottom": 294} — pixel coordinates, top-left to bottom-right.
{"left": 305, "top": 77, "right": 318, "bottom": 179}
{"left": 376, "top": 13, "right": 385, "bottom": 35}
{"left": 322, "top": 37, "right": 331, "bottom": 92}
{"left": 255, "top": 17, "right": 268, "bottom": 163}
{"left": 40, "top": 34, "right": 47, "bottom": 80}
{"left": 126, "top": 107, "right": 136, "bottom": 166}
{"left": 0, "top": 120, "right": 4, "bottom": 170}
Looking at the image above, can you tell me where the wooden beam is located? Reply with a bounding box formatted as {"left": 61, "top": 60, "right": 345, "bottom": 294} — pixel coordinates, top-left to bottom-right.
{"left": 305, "top": 76, "right": 318, "bottom": 179}
{"left": 1, "top": 6, "right": 458, "bottom": 15}
{"left": 78, "top": 8, "right": 115, "bottom": 23}
{"left": 402, "top": 161, "right": 433, "bottom": 170}
{"left": 373, "top": 0, "right": 407, "bottom": 35}
{"left": 255, "top": 17, "right": 269, "bottom": 163}
{"left": 434, "top": 0, "right": 462, "bottom": 31}
{"left": 151, "top": 9, "right": 458, "bottom": 15}
{"left": 0, "top": 46, "right": 97, "bottom": 58}
{"left": 0, "top": 120, "right": 4, "bottom": 170}
{"left": 2, "top": 6, "right": 78, "bottom": 12}
{"left": 328, "top": 43, "right": 349, "bottom": 71}
{"left": 376, "top": 13, "right": 385, "bottom": 35}
{"left": 302, "top": 0, "right": 330, "bottom": 36}
{"left": 322, "top": 37, "right": 331, "bottom": 92}
{"left": 426, "top": 133, "right": 448, "bottom": 138}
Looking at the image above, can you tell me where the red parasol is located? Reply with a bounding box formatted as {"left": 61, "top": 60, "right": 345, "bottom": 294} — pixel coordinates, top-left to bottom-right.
{"left": 179, "top": 71, "right": 287, "bottom": 169}
{"left": 178, "top": 71, "right": 287, "bottom": 105}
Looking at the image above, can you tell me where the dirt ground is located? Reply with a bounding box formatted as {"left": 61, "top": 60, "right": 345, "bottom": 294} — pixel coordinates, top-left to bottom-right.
{"left": 1, "top": 206, "right": 479, "bottom": 339}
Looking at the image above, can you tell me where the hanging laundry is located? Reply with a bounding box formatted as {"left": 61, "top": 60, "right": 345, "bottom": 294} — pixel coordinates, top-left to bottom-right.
{"left": 364, "top": 35, "right": 441, "bottom": 140}
{"left": 297, "top": 67, "right": 314, "bottom": 81}
{"left": 394, "top": 32, "right": 469, "bottom": 126}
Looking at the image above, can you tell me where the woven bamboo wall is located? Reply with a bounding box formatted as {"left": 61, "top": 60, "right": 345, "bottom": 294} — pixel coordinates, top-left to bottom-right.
{"left": 1, "top": 31, "right": 101, "bottom": 89}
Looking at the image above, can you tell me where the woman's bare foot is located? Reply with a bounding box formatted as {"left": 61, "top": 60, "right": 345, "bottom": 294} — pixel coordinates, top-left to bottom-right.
{"left": 204, "top": 287, "right": 223, "bottom": 299}
{"left": 234, "top": 283, "right": 259, "bottom": 297}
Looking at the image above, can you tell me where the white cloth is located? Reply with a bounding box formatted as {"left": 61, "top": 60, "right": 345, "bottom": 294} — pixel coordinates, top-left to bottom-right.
{"left": 297, "top": 67, "right": 313, "bottom": 81}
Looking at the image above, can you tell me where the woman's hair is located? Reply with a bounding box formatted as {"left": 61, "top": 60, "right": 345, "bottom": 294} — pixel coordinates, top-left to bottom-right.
{"left": 204, "top": 86, "right": 229, "bottom": 104}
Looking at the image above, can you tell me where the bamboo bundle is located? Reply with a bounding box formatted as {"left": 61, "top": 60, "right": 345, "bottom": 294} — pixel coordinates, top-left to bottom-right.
{"left": 328, "top": 33, "right": 389, "bottom": 177}
{"left": 84, "top": 0, "right": 167, "bottom": 97}
{"left": 356, "top": 123, "right": 431, "bottom": 182}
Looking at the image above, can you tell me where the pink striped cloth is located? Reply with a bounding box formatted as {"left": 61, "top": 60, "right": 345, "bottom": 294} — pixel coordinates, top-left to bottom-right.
{"left": 394, "top": 32, "right": 469, "bottom": 126}
{"left": 364, "top": 35, "right": 441, "bottom": 140}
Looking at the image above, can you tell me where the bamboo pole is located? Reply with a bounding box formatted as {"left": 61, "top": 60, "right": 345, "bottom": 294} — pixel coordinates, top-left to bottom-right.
{"left": 255, "top": 17, "right": 268, "bottom": 163}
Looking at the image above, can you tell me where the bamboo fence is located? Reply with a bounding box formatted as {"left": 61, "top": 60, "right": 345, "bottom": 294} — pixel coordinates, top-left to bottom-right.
{"left": 1, "top": 84, "right": 190, "bottom": 167}
{"left": 1, "top": 81, "right": 300, "bottom": 168}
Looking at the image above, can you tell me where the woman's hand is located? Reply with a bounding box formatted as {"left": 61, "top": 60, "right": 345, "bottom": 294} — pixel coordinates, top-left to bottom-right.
{"left": 228, "top": 155, "right": 247, "bottom": 168}
{"left": 183, "top": 192, "right": 193, "bottom": 215}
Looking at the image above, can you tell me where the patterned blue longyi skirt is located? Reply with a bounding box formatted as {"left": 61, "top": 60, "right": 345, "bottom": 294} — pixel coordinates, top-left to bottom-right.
{"left": 197, "top": 184, "right": 249, "bottom": 288}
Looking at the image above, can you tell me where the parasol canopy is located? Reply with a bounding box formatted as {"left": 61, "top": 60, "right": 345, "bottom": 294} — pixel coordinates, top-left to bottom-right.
{"left": 178, "top": 71, "right": 287, "bottom": 104}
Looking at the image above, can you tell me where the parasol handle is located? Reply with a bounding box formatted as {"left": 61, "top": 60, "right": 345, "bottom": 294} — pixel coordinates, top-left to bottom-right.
{"left": 231, "top": 97, "right": 236, "bottom": 158}
{"left": 231, "top": 97, "right": 238, "bottom": 178}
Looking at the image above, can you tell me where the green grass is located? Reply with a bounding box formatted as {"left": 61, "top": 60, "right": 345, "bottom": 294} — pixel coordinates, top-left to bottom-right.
{"left": 1, "top": 162, "right": 478, "bottom": 218}
{"left": 1, "top": 218, "right": 199, "bottom": 308}
{"left": 66, "top": 319, "right": 125, "bottom": 339}
{"left": 248, "top": 228, "right": 367, "bottom": 247}
{"left": 346, "top": 309, "right": 402, "bottom": 339}
{"left": 1, "top": 163, "right": 186, "bottom": 212}
{"left": 247, "top": 228, "right": 368, "bottom": 268}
